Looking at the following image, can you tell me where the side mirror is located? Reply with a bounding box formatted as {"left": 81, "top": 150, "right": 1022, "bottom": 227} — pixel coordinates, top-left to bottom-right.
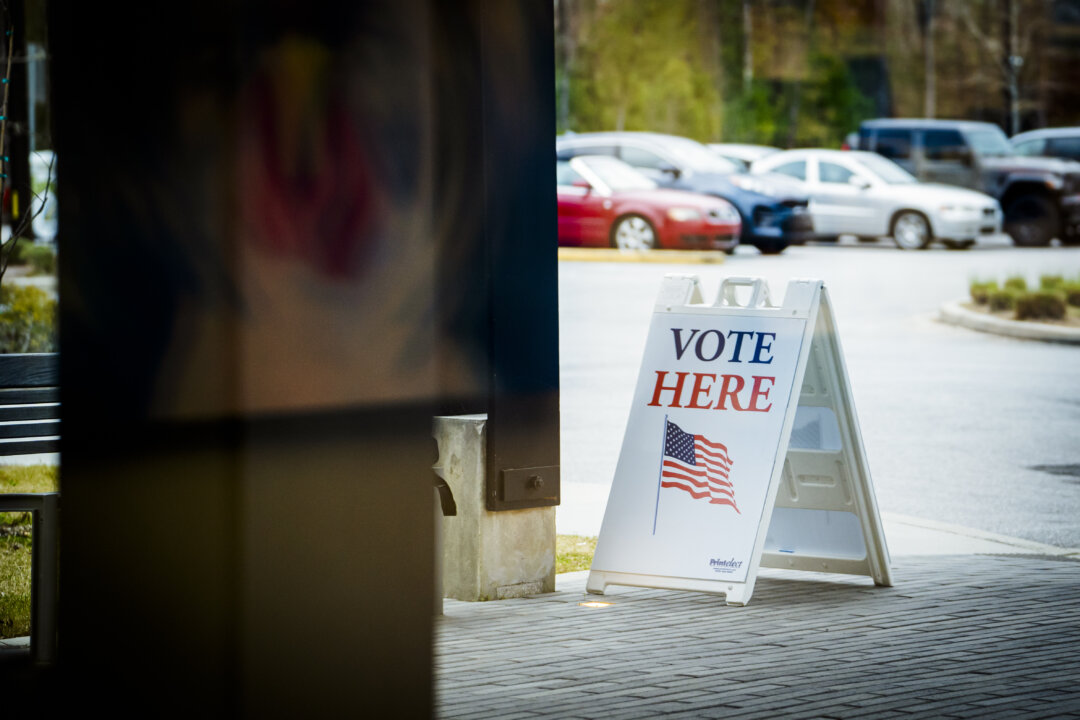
{"left": 572, "top": 179, "right": 592, "bottom": 192}
{"left": 849, "top": 176, "right": 872, "bottom": 190}
{"left": 959, "top": 149, "right": 975, "bottom": 168}
{"left": 660, "top": 164, "right": 682, "bottom": 180}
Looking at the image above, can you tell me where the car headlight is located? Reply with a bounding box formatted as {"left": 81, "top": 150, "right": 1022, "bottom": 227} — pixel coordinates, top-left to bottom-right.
{"left": 706, "top": 202, "right": 741, "bottom": 224}
{"left": 729, "top": 175, "right": 780, "bottom": 197}
{"left": 667, "top": 207, "right": 702, "bottom": 222}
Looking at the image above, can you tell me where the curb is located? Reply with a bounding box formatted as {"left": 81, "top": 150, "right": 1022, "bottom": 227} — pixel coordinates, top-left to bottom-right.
{"left": 881, "top": 512, "right": 1080, "bottom": 557}
{"left": 558, "top": 247, "right": 727, "bottom": 264}
{"left": 939, "top": 300, "right": 1080, "bottom": 344}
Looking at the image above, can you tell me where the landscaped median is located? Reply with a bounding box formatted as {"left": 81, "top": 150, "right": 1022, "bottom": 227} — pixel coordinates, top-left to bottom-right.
{"left": 939, "top": 273, "right": 1080, "bottom": 344}
{"left": 557, "top": 247, "right": 727, "bottom": 264}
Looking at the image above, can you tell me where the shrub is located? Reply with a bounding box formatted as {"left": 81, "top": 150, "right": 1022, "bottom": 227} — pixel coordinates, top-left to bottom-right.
{"left": 969, "top": 279, "right": 998, "bottom": 304}
{"left": 0, "top": 284, "right": 57, "bottom": 353}
{"left": 1015, "top": 291, "right": 1067, "bottom": 321}
{"left": 1063, "top": 281, "right": 1080, "bottom": 308}
{"left": 1040, "top": 274, "right": 1065, "bottom": 291}
{"left": 1003, "top": 275, "right": 1028, "bottom": 292}
{"left": 987, "top": 289, "right": 1018, "bottom": 311}
{"left": 22, "top": 244, "right": 56, "bottom": 275}
{"left": 5, "top": 237, "right": 31, "bottom": 265}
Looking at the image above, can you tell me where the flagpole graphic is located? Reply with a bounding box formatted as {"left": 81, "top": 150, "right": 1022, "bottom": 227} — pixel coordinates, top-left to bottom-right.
{"left": 651, "top": 414, "right": 668, "bottom": 535}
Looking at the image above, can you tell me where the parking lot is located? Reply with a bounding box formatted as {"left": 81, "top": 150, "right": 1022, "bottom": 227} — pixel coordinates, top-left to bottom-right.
{"left": 558, "top": 237, "right": 1080, "bottom": 548}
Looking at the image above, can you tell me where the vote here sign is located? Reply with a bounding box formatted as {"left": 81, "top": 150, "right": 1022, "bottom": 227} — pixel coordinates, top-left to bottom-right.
{"left": 591, "top": 305, "right": 807, "bottom": 587}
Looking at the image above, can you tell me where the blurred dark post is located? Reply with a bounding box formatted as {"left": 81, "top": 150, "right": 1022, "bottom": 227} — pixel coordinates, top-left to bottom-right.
{"left": 481, "top": 6, "right": 560, "bottom": 512}
{"left": 46, "top": 0, "right": 557, "bottom": 717}
{"left": 4, "top": 0, "right": 31, "bottom": 236}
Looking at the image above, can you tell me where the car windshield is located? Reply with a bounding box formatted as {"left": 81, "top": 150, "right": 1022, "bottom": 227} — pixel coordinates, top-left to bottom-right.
{"left": 965, "top": 128, "right": 1014, "bottom": 157}
{"left": 578, "top": 155, "right": 657, "bottom": 191}
{"left": 856, "top": 153, "right": 918, "bottom": 184}
{"left": 655, "top": 136, "right": 741, "bottom": 174}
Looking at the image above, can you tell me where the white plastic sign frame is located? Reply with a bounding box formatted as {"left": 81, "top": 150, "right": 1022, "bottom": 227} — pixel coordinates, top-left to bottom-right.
{"left": 586, "top": 275, "right": 892, "bottom": 606}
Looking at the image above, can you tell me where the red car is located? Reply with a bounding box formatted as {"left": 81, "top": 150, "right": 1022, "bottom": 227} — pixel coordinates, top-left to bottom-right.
{"left": 557, "top": 155, "right": 741, "bottom": 251}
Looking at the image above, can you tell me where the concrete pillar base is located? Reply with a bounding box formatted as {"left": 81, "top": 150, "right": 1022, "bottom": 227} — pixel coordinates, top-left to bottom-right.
{"left": 434, "top": 415, "right": 555, "bottom": 601}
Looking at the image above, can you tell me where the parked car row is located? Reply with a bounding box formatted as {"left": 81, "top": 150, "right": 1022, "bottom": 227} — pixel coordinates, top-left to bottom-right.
{"left": 556, "top": 120, "right": 1080, "bottom": 254}
{"left": 848, "top": 119, "right": 1080, "bottom": 247}
{"left": 752, "top": 148, "right": 1001, "bottom": 250}
{"left": 556, "top": 132, "right": 813, "bottom": 254}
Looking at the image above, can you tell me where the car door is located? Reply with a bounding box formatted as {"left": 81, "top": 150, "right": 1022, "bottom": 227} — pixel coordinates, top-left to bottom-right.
{"left": 556, "top": 160, "right": 609, "bottom": 246}
{"left": 811, "top": 159, "right": 881, "bottom": 236}
{"left": 920, "top": 129, "right": 978, "bottom": 188}
{"left": 871, "top": 128, "right": 916, "bottom": 176}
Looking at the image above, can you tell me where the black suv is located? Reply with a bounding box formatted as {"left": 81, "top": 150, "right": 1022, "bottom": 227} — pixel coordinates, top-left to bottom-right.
{"left": 855, "top": 119, "right": 1080, "bottom": 247}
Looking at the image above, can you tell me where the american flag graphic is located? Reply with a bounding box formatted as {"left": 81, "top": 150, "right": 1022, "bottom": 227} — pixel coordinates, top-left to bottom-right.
{"left": 660, "top": 419, "right": 739, "bottom": 513}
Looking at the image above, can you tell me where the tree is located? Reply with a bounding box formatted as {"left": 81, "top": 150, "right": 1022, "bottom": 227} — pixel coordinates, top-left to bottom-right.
{"left": 0, "top": 0, "right": 51, "bottom": 289}
{"left": 948, "top": 0, "right": 1051, "bottom": 133}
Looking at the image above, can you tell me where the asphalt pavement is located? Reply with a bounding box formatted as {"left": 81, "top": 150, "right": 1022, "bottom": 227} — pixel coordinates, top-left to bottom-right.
{"left": 558, "top": 239, "right": 1080, "bottom": 547}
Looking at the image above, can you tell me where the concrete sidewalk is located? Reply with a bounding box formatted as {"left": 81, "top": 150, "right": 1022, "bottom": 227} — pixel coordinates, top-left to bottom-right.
{"left": 436, "top": 521, "right": 1080, "bottom": 719}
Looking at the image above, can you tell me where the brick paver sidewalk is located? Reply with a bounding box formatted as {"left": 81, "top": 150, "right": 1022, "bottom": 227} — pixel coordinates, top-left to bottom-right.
{"left": 436, "top": 555, "right": 1080, "bottom": 719}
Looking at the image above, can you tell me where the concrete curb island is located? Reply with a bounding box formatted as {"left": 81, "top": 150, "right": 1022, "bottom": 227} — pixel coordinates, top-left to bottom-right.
{"left": 939, "top": 299, "right": 1080, "bottom": 344}
{"left": 558, "top": 247, "right": 727, "bottom": 264}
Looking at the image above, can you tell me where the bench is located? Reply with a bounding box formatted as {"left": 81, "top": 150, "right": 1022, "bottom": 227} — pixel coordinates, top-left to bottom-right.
{"left": 0, "top": 352, "right": 59, "bottom": 665}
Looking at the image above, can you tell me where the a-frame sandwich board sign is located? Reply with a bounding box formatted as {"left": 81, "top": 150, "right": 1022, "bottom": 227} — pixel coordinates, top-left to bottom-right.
{"left": 586, "top": 275, "right": 892, "bottom": 606}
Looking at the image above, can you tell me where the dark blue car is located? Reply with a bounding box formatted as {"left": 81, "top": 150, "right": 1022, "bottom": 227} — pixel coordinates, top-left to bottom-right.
{"left": 555, "top": 132, "right": 814, "bottom": 254}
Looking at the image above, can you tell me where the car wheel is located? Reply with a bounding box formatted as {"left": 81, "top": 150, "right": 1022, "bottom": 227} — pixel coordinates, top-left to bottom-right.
{"left": 815, "top": 235, "right": 840, "bottom": 243}
{"left": 1004, "top": 195, "right": 1058, "bottom": 247}
{"left": 891, "top": 210, "right": 931, "bottom": 250}
{"left": 753, "top": 240, "right": 789, "bottom": 255}
{"left": 611, "top": 214, "right": 657, "bottom": 250}
{"left": 943, "top": 239, "right": 975, "bottom": 250}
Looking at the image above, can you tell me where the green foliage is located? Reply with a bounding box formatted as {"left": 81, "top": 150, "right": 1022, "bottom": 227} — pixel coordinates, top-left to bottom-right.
{"left": 1063, "top": 281, "right": 1080, "bottom": 308}
{"left": 569, "top": 1, "right": 722, "bottom": 140}
{"left": 0, "top": 284, "right": 58, "bottom": 353}
{"left": 1039, "top": 275, "right": 1065, "bottom": 291}
{"left": 722, "top": 81, "right": 782, "bottom": 146}
{"left": 22, "top": 244, "right": 56, "bottom": 275}
{"left": 4, "top": 237, "right": 37, "bottom": 266}
{"left": 987, "top": 289, "right": 1018, "bottom": 311}
{"left": 559, "top": 3, "right": 873, "bottom": 147}
{"left": 786, "top": 52, "right": 875, "bottom": 147}
{"left": 1015, "top": 291, "right": 1067, "bottom": 321}
{"left": 969, "top": 279, "right": 999, "bottom": 305}
{"left": 556, "top": 534, "right": 597, "bottom": 574}
{"left": 1003, "top": 276, "right": 1028, "bottom": 292}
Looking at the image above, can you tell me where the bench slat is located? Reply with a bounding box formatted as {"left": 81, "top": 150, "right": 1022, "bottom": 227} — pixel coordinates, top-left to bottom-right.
{"left": 0, "top": 420, "right": 60, "bottom": 439}
{"left": 0, "top": 405, "right": 60, "bottom": 422}
{"left": 0, "top": 387, "right": 59, "bottom": 405}
{"left": 0, "top": 437, "right": 59, "bottom": 454}
{"left": 0, "top": 354, "right": 59, "bottom": 388}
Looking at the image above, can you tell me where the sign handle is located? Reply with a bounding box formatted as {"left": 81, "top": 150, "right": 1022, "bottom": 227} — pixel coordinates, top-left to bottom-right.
{"left": 652, "top": 415, "right": 668, "bottom": 535}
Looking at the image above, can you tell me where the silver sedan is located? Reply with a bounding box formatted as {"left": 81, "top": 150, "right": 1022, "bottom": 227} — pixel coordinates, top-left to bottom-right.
{"left": 751, "top": 149, "right": 1002, "bottom": 250}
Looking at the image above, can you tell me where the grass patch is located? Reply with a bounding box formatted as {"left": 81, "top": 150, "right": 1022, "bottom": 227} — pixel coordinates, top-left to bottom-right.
{"left": 556, "top": 534, "right": 597, "bottom": 574}
{"left": 0, "top": 464, "right": 58, "bottom": 638}
{"left": 0, "top": 534, "right": 33, "bottom": 638}
{"left": 0, "top": 464, "right": 59, "bottom": 525}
